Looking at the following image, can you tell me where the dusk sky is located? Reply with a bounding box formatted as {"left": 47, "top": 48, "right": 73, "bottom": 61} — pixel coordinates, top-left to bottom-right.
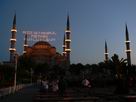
{"left": 0, "top": 0, "right": 136, "bottom": 65}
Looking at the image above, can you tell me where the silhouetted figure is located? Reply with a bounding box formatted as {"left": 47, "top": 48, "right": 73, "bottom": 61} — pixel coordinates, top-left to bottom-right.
{"left": 58, "top": 76, "right": 66, "bottom": 96}
{"left": 52, "top": 80, "right": 59, "bottom": 92}
{"left": 42, "top": 80, "right": 49, "bottom": 93}
{"left": 82, "top": 79, "right": 91, "bottom": 88}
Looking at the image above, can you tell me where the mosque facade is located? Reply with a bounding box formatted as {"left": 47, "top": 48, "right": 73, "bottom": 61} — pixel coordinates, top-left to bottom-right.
{"left": 9, "top": 14, "right": 71, "bottom": 67}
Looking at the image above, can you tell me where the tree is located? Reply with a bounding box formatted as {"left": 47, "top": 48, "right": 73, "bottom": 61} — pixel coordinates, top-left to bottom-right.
{"left": 33, "top": 63, "right": 50, "bottom": 79}
{"left": 0, "top": 64, "right": 14, "bottom": 87}
{"left": 111, "top": 54, "right": 127, "bottom": 80}
{"left": 17, "top": 55, "right": 34, "bottom": 83}
{"left": 111, "top": 54, "right": 128, "bottom": 94}
{"left": 69, "top": 63, "right": 84, "bottom": 76}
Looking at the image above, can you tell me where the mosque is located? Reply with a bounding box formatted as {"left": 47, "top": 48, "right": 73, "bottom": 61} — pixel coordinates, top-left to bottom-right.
{"left": 9, "top": 14, "right": 71, "bottom": 67}
{"left": 8, "top": 13, "right": 132, "bottom": 67}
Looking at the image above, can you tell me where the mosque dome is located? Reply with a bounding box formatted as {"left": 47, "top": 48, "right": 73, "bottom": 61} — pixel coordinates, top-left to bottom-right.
{"left": 33, "top": 41, "right": 51, "bottom": 49}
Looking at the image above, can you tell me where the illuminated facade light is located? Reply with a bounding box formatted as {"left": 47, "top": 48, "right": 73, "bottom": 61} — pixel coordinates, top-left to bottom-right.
{"left": 65, "top": 30, "right": 71, "bottom": 33}
{"left": 24, "top": 44, "right": 28, "bottom": 47}
{"left": 10, "top": 38, "right": 16, "bottom": 41}
{"left": 11, "top": 29, "right": 17, "bottom": 32}
{"left": 125, "top": 41, "right": 131, "bottom": 43}
{"left": 62, "top": 45, "right": 66, "bottom": 47}
{"left": 65, "top": 49, "right": 71, "bottom": 51}
{"left": 125, "top": 49, "right": 132, "bottom": 52}
{"left": 65, "top": 39, "right": 71, "bottom": 42}
{"left": 62, "top": 52, "right": 66, "bottom": 54}
{"left": 23, "top": 51, "right": 26, "bottom": 53}
{"left": 9, "top": 48, "right": 16, "bottom": 51}
{"left": 104, "top": 53, "right": 109, "bottom": 54}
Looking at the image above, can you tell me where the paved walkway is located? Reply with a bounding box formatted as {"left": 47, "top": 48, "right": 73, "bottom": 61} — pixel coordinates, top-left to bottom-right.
{"left": 1, "top": 85, "right": 136, "bottom": 102}
{"left": 0, "top": 84, "right": 39, "bottom": 102}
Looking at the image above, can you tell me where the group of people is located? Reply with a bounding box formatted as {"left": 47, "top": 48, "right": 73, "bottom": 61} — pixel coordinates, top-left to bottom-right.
{"left": 40, "top": 77, "right": 92, "bottom": 96}
{"left": 41, "top": 76, "right": 66, "bottom": 96}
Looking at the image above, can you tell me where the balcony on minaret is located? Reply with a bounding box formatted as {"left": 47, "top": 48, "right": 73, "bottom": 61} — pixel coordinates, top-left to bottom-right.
{"left": 65, "top": 49, "right": 71, "bottom": 51}
{"left": 23, "top": 51, "right": 27, "bottom": 54}
{"left": 125, "top": 49, "right": 131, "bottom": 52}
{"left": 10, "top": 38, "right": 16, "bottom": 42}
{"left": 104, "top": 52, "right": 109, "bottom": 55}
{"left": 9, "top": 48, "right": 16, "bottom": 51}
{"left": 125, "top": 40, "right": 131, "bottom": 43}
{"left": 24, "top": 44, "right": 28, "bottom": 47}
{"left": 62, "top": 51, "right": 66, "bottom": 54}
{"left": 65, "top": 30, "right": 71, "bottom": 33}
{"left": 11, "top": 29, "right": 17, "bottom": 32}
{"left": 63, "top": 51, "right": 66, "bottom": 53}
{"left": 62, "top": 44, "right": 66, "bottom": 48}
{"left": 65, "top": 39, "right": 71, "bottom": 42}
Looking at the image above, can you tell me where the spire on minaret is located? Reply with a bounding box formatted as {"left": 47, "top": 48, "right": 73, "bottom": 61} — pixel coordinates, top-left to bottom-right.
{"left": 13, "top": 14, "right": 16, "bottom": 28}
{"left": 125, "top": 24, "right": 131, "bottom": 66}
{"left": 65, "top": 14, "right": 71, "bottom": 63}
{"left": 9, "top": 13, "right": 17, "bottom": 63}
{"left": 66, "top": 14, "right": 70, "bottom": 30}
{"left": 23, "top": 33, "right": 28, "bottom": 54}
{"left": 126, "top": 24, "right": 129, "bottom": 41}
{"left": 62, "top": 34, "right": 66, "bottom": 56}
{"left": 104, "top": 41, "right": 109, "bottom": 62}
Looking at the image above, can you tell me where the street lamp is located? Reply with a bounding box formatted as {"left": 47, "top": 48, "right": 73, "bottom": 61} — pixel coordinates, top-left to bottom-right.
{"left": 13, "top": 53, "right": 18, "bottom": 93}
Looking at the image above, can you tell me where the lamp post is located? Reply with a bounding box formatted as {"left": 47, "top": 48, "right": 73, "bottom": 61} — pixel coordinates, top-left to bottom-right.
{"left": 13, "top": 53, "right": 18, "bottom": 93}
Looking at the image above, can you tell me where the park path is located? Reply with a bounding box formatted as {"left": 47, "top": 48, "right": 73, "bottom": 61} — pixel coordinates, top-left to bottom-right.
{"left": 1, "top": 84, "right": 136, "bottom": 102}
{"left": 0, "top": 84, "right": 39, "bottom": 102}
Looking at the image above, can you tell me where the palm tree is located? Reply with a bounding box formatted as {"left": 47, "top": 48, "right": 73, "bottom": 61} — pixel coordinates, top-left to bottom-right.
{"left": 111, "top": 54, "right": 127, "bottom": 80}
{"left": 111, "top": 54, "right": 128, "bottom": 94}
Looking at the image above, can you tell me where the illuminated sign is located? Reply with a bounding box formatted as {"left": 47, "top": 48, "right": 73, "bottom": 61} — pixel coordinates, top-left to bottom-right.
{"left": 22, "top": 31, "right": 56, "bottom": 42}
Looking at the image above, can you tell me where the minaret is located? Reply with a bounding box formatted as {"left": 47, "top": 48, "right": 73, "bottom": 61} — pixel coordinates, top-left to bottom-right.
{"left": 9, "top": 14, "right": 17, "bottom": 63}
{"left": 125, "top": 24, "right": 131, "bottom": 66}
{"left": 23, "top": 33, "right": 28, "bottom": 54}
{"left": 65, "top": 14, "right": 71, "bottom": 63}
{"left": 104, "top": 41, "right": 109, "bottom": 62}
{"left": 62, "top": 34, "right": 66, "bottom": 56}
